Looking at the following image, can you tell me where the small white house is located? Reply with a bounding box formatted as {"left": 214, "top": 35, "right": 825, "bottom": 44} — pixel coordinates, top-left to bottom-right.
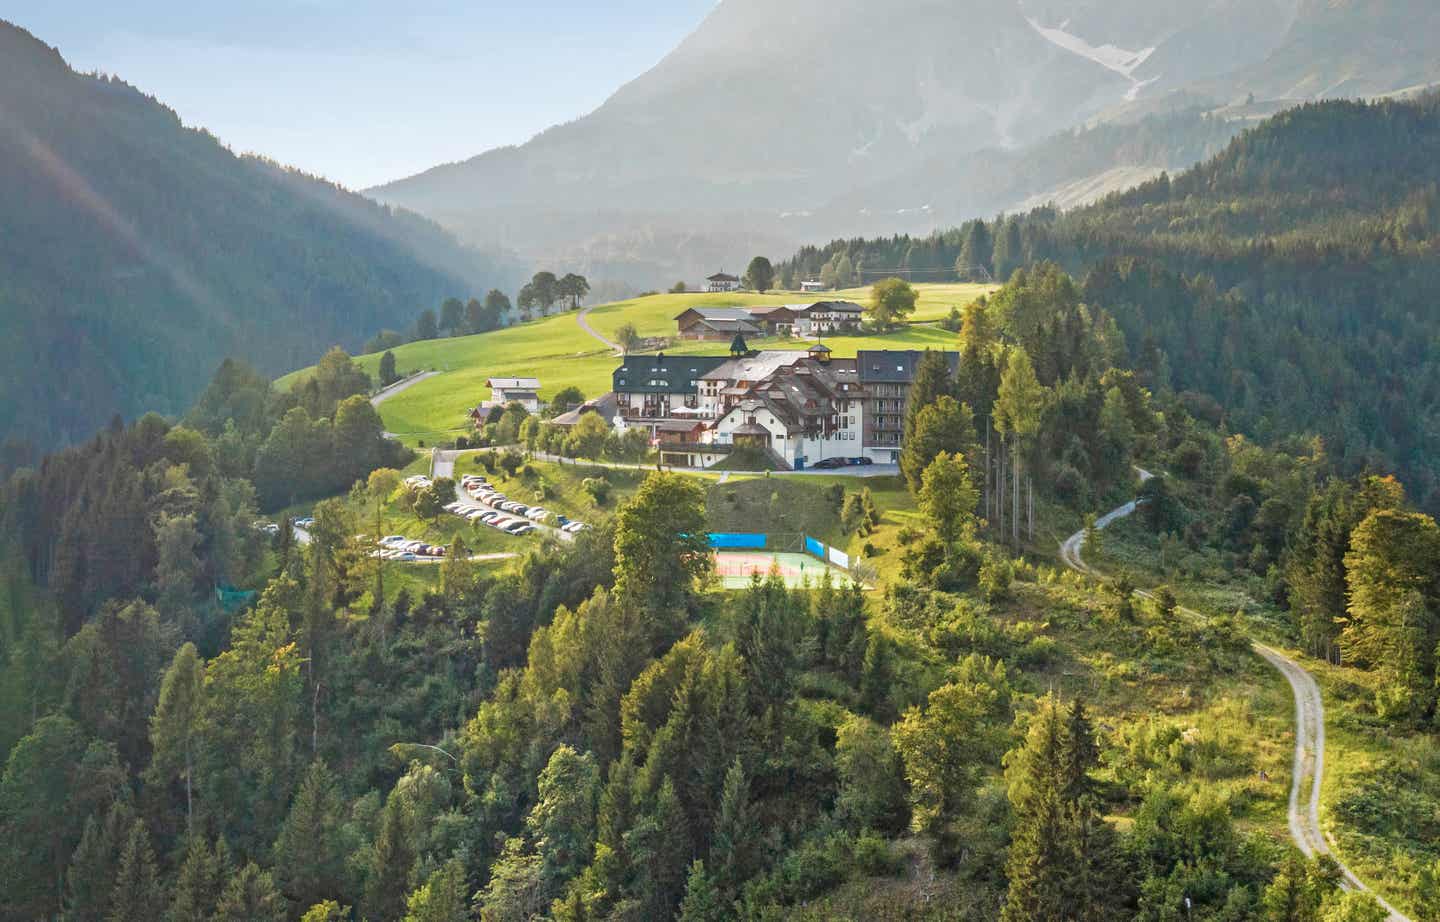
{"left": 485, "top": 377, "right": 542, "bottom": 413}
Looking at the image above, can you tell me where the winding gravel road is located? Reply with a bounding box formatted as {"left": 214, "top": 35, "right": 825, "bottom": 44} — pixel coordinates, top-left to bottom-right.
{"left": 1061, "top": 474, "right": 1409, "bottom": 922}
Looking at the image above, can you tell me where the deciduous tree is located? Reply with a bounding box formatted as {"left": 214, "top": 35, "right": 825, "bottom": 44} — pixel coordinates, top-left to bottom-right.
{"left": 867, "top": 278, "right": 917, "bottom": 329}
{"left": 743, "top": 257, "right": 774, "bottom": 293}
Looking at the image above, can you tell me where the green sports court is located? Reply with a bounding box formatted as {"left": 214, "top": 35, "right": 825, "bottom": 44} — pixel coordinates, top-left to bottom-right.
{"left": 711, "top": 550, "right": 856, "bottom": 590}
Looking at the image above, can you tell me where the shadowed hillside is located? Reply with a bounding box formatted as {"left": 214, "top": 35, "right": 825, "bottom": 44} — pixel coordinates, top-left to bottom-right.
{"left": 0, "top": 20, "right": 520, "bottom": 457}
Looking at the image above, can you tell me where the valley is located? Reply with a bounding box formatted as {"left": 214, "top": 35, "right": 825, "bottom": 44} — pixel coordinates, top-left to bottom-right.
{"left": 4, "top": 6, "right": 1440, "bottom": 921}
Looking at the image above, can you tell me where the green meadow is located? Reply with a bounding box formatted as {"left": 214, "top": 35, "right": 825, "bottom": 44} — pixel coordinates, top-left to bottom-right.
{"left": 277, "top": 283, "right": 994, "bottom": 445}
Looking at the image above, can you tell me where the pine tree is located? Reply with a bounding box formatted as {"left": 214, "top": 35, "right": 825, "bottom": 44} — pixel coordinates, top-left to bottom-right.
{"left": 107, "top": 822, "right": 163, "bottom": 922}
{"left": 1002, "top": 700, "right": 1068, "bottom": 922}
{"left": 677, "top": 861, "right": 725, "bottom": 922}
{"left": 1059, "top": 700, "right": 1117, "bottom": 921}
{"left": 1259, "top": 852, "right": 1326, "bottom": 921}
{"left": 403, "top": 858, "right": 468, "bottom": 922}
{"left": 628, "top": 777, "right": 691, "bottom": 919}
{"left": 958, "top": 220, "right": 993, "bottom": 278}
{"left": 902, "top": 350, "right": 956, "bottom": 470}
{"left": 364, "top": 794, "right": 416, "bottom": 922}
{"left": 167, "top": 836, "right": 233, "bottom": 922}
{"left": 213, "top": 863, "right": 286, "bottom": 922}
{"left": 858, "top": 628, "right": 896, "bottom": 722}
{"left": 528, "top": 745, "right": 600, "bottom": 894}
{"left": 149, "top": 642, "right": 205, "bottom": 834}
{"left": 275, "top": 759, "right": 348, "bottom": 909}
{"left": 992, "top": 217, "right": 1023, "bottom": 282}
{"left": 1003, "top": 696, "right": 1116, "bottom": 922}
{"left": 66, "top": 803, "right": 134, "bottom": 922}
{"left": 709, "top": 759, "right": 758, "bottom": 898}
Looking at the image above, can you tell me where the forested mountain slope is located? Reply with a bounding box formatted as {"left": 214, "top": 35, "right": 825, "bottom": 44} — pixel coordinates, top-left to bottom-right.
{"left": 785, "top": 93, "right": 1440, "bottom": 509}
{"left": 0, "top": 21, "right": 518, "bottom": 459}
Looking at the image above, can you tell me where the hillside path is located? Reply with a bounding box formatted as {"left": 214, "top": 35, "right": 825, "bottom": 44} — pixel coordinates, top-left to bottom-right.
{"left": 371, "top": 370, "right": 440, "bottom": 439}
{"left": 372, "top": 370, "right": 440, "bottom": 408}
{"left": 576, "top": 305, "right": 623, "bottom": 355}
{"left": 1060, "top": 473, "right": 1410, "bottom": 922}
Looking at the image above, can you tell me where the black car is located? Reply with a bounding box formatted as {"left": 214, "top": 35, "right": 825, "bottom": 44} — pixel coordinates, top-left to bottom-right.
{"left": 811, "top": 457, "right": 846, "bottom": 470}
{"left": 847, "top": 456, "right": 875, "bottom": 466}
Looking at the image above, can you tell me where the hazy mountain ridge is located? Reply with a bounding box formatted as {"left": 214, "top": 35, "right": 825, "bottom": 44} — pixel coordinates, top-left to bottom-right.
{"left": 370, "top": 0, "right": 1435, "bottom": 289}
{"left": 0, "top": 20, "right": 520, "bottom": 456}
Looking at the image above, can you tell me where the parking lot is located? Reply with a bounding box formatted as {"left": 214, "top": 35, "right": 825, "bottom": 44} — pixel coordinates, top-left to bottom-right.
{"left": 450, "top": 474, "right": 590, "bottom": 542}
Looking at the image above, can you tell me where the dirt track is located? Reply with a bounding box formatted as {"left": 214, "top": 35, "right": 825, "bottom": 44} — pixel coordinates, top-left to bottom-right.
{"left": 1060, "top": 474, "right": 1409, "bottom": 922}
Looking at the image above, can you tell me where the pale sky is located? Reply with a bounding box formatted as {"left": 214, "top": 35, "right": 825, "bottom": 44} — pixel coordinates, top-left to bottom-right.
{"left": 8, "top": 2, "right": 717, "bottom": 189}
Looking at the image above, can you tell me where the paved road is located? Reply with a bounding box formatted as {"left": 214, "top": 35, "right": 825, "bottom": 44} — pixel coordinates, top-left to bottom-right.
{"left": 529, "top": 450, "right": 901, "bottom": 479}
{"left": 1061, "top": 473, "right": 1409, "bottom": 922}
{"left": 576, "top": 305, "right": 623, "bottom": 355}
{"left": 372, "top": 371, "right": 441, "bottom": 439}
{"left": 371, "top": 370, "right": 440, "bottom": 408}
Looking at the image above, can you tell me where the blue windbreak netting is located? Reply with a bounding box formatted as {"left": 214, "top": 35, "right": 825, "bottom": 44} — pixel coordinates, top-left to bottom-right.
{"left": 708, "top": 533, "right": 768, "bottom": 550}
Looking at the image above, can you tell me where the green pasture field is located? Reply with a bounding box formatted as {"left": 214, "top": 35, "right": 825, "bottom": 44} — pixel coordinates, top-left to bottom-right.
{"left": 276, "top": 284, "right": 993, "bottom": 446}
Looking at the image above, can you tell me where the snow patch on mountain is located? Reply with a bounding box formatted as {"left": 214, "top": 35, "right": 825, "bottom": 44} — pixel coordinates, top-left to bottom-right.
{"left": 1025, "top": 16, "right": 1155, "bottom": 90}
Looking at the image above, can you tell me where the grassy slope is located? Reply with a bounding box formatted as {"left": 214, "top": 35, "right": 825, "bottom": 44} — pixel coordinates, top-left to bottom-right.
{"left": 276, "top": 284, "right": 994, "bottom": 445}
{"left": 1096, "top": 514, "right": 1437, "bottom": 916}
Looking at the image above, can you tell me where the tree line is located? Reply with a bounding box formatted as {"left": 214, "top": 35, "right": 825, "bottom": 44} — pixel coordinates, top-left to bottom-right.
{"left": 781, "top": 94, "right": 1440, "bottom": 513}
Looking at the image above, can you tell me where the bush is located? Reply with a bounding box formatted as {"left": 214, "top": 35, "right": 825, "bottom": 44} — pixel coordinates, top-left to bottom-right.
{"left": 1052, "top": 463, "right": 1087, "bottom": 507}
{"left": 499, "top": 449, "right": 523, "bottom": 477}
{"left": 896, "top": 526, "right": 921, "bottom": 546}
{"left": 978, "top": 553, "right": 1014, "bottom": 600}
{"left": 852, "top": 834, "right": 902, "bottom": 877}
{"left": 583, "top": 477, "right": 611, "bottom": 505}
{"left": 475, "top": 451, "right": 497, "bottom": 474}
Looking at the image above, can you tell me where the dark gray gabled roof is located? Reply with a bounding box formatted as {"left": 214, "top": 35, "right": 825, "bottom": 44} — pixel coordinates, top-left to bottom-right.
{"left": 676, "top": 307, "right": 757, "bottom": 323}
{"left": 856, "top": 349, "right": 960, "bottom": 384}
{"left": 613, "top": 353, "right": 729, "bottom": 394}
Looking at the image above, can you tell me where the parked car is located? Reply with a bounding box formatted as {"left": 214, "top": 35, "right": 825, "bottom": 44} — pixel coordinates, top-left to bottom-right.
{"left": 555, "top": 515, "right": 571, "bottom": 526}
{"left": 398, "top": 553, "right": 418, "bottom": 561}
{"left": 380, "top": 535, "right": 408, "bottom": 547}
{"left": 850, "top": 456, "right": 875, "bottom": 466}
{"left": 504, "top": 522, "right": 533, "bottom": 536}
{"left": 526, "top": 508, "right": 550, "bottom": 522}
{"left": 811, "top": 457, "right": 845, "bottom": 470}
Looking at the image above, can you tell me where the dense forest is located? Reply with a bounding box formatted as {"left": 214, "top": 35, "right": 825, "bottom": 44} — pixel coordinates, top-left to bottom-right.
{"left": 8, "top": 81, "right": 1440, "bottom": 920}
{"left": 0, "top": 20, "right": 519, "bottom": 464}
{"left": 781, "top": 93, "right": 1440, "bottom": 512}
{"left": 6, "top": 255, "right": 1437, "bottom": 918}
